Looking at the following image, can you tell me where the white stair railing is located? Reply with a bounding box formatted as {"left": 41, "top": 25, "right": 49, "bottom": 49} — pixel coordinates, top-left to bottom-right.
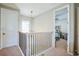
{"left": 26, "top": 33, "right": 37, "bottom": 56}
{"left": 26, "top": 32, "right": 52, "bottom": 56}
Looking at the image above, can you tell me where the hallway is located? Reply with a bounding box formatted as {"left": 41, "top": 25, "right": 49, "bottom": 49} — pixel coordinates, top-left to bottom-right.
{"left": 0, "top": 3, "right": 77, "bottom": 56}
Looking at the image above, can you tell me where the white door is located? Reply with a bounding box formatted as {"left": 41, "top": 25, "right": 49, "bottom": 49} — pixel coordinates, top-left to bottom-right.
{"left": 1, "top": 8, "right": 19, "bottom": 48}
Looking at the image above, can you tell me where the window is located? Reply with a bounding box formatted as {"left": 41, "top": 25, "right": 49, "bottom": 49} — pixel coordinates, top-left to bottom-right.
{"left": 21, "top": 20, "right": 30, "bottom": 33}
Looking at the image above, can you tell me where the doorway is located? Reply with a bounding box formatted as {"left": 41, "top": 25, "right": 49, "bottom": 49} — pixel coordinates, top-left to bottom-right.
{"left": 54, "top": 5, "right": 70, "bottom": 51}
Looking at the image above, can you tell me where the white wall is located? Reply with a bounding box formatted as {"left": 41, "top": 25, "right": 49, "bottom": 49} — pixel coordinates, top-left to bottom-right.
{"left": 32, "top": 9, "right": 56, "bottom": 47}
{"left": 32, "top": 10, "right": 53, "bottom": 32}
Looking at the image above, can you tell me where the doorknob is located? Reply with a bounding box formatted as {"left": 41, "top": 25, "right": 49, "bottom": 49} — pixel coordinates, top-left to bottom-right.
{"left": 3, "top": 33, "right": 5, "bottom": 35}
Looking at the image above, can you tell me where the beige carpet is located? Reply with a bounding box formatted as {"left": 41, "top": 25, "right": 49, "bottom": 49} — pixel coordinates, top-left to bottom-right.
{"left": 0, "top": 46, "right": 23, "bottom": 56}
{"left": 0, "top": 40, "right": 70, "bottom": 56}
{"left": 40, "top": 47, "right": 71, "bottom": 56}
{"left": 39, "top": 39, "right": 70, "bottom": 56}
{"left": 37, "top": 39, "right": 71, "bottom": 56}
{"left": 56, "top": 39, "right": 67, "bottom": 50}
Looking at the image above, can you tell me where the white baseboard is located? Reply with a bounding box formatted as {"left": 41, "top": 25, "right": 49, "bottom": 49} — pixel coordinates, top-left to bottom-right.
{"left": 0, "top": 48, "right": 2, "bottom": 50}
{"left": 0, "top": 45, "right": 24, "bottom": 56}
{"left": 36, "top": 47, "right": 52, "bottom": 56}
{"left": 36, "top": 46, "right": 74, "bottom": 56}
{"left": 67, "top": 51, "right": 73, "bottom": 56}
{"left": 2, "top": 44, "right": 18, "bottom": 49}
{"left": 67, "top": 49, "right": 73, "bottom": 56}
{"left": 18, "top": 46, "right": 24, "bottom": 56}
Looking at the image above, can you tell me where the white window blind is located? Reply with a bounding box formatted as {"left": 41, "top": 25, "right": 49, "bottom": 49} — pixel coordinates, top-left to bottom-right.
{"left": 21, "top": 20, "right": 30, "bottom": 33}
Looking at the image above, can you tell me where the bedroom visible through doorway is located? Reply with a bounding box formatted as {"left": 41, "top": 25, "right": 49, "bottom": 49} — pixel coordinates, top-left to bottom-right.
{"left": 54, "top": 5, "right": 70, "bottom": 51}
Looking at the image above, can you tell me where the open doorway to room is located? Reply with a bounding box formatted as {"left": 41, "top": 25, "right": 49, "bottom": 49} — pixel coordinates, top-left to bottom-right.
{"left": 54, "top": 5, "right": 70, "bottom": 51}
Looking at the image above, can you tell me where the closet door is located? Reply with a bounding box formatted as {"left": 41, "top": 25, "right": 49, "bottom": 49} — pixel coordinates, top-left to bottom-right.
{"left": 1, "top": 8, "right": 19, "bottom": 48}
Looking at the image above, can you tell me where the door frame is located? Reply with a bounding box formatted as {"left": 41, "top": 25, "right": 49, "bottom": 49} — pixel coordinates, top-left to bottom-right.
{"left": 53, "top": 4, "right": 70, "bottom": 53}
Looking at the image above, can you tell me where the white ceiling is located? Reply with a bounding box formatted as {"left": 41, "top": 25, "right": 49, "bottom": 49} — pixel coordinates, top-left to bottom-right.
{"left": 15, "top": 3, "right": 62, "bottom": 17}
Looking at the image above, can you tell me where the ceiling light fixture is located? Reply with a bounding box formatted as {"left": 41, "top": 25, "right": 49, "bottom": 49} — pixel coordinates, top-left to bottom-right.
{"left": 30, "top": 10, "right": 33, "bottom": 18}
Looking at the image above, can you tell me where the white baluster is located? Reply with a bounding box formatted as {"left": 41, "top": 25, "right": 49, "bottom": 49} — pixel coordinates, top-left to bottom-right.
{"left": 26, "top": 33, "right": 29, "bottom": 56}
{"left": 33, "top": 34, "right": 35, "bottom": 55}
{"left": 30, "top": 34, "right": 32, "bottom": 56}
{"left": 33, "top": 33, "right": 34, "bottom": 56}
{"left": 31, "top": 33, "right": 33, "bottom": 56}
{"left": 35, "top": 33, "right": 36, "bottom": 55}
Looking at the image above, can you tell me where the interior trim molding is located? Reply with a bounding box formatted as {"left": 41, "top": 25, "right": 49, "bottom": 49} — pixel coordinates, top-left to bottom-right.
{"left": 67, "top": 51, "right": 74, "bottom": 56}
{"left": 36, "top": 46, "right": 52, "bottom": 56}
{"left": 18, "top": 46, "right": 24, "bottom": 56}
{"left": 0, "top": 4, "right": 19, "bottom": 11}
